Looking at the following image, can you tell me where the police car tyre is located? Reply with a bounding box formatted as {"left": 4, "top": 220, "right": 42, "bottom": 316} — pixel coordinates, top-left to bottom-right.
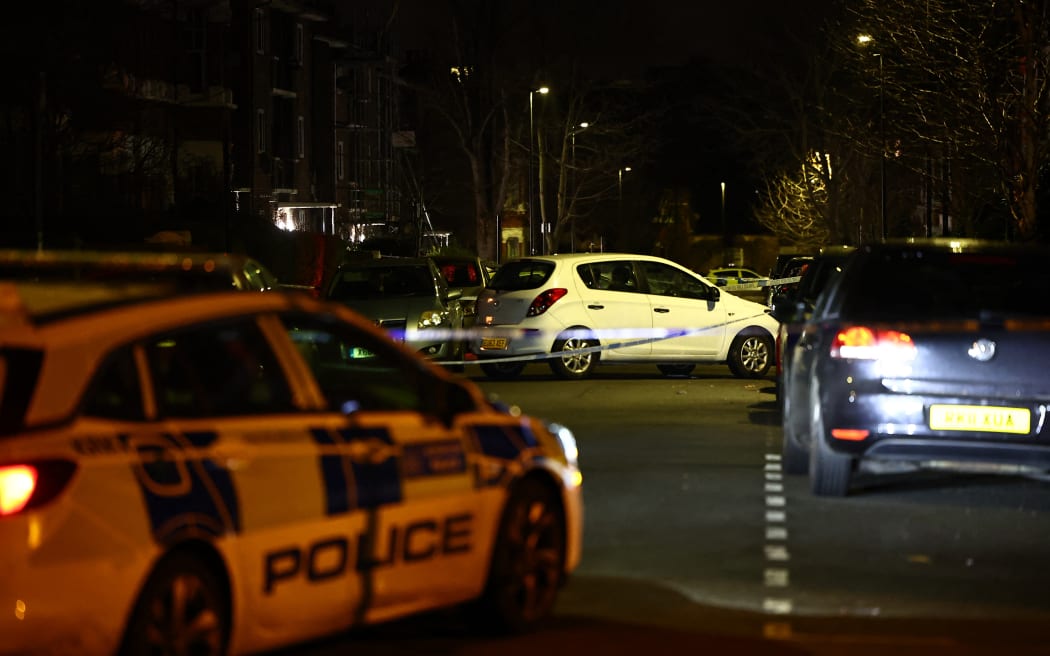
{"left": 808, "top": 385, "right": 852, "bottom": 497}
{"left": 120, "top": 551, "right": 230, "bottom": 656}
{"left": 657, "top": 364, "right": 696, "bottom": 377}
{"left": 727, "top": 333, "right": 772, "bottom": 378}
{"left": 480, "top": 361, "right": 526, "bottom": 379}
{"left": 549, "top": 332, "right": 599, "bottom": 380}
{"left": 476, "top": 477, "right": 566, "bottom": 634}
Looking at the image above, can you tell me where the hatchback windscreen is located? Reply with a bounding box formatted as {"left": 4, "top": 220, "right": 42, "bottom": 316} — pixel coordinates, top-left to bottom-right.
{"left": 488, "top": 260, "right": 555, "bottom": 291}
{"left": 842, "top": 250, "right": 1050, "bottom": 320}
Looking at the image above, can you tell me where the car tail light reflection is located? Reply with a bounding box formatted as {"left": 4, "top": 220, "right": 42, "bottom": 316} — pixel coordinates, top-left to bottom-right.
{"left": 831, "top": 326, "right": 916, "bottom": 361}
{"left": 527, "top": 288, "right": 568, "bottom": 317}
{"left": 0, "top": 460, "right": 77, "bottom": 517}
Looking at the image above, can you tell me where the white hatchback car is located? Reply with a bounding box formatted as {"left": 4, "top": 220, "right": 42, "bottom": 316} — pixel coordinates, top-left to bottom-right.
{"left": 0, "top": 281, "right": 582, "bottom": 655}
{"left": 471, "top": 253, "right": 780, "bottom": 380}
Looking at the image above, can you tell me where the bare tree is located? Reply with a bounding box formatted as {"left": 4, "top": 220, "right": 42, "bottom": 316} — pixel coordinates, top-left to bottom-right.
{"left": 837, "top": 0, "right": 1050, "bottom": 240}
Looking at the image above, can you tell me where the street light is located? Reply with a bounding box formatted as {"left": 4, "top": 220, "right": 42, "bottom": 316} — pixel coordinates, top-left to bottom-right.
{"left": 528, "top": 86, "right": 549, "bottom": 255}
{"left": 618, "top": 166, "right": 632, "bottom": 230}
{"left": 858, "top": 34, "right": 887, "bottom": 241}
{"left": 569, "top": 122, "right": 590, "bottom": 252}
{"left": 720, "top": 181, "right": 726, "bottom": 234}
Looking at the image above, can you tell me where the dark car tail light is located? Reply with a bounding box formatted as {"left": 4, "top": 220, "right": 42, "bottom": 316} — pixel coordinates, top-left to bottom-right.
{"left": 0, "top": 460, "right": 77, "bottom": 517}
{"left": 527, "top": 288, "right": 568, "bottom": 317}
{"left": 831, "top": 326, "right": 916, "bottom": 361}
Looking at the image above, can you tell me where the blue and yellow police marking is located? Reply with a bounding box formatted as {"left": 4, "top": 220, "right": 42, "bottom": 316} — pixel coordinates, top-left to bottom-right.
{"left": 310, "top": 427, "right": 402, "bottom": 514}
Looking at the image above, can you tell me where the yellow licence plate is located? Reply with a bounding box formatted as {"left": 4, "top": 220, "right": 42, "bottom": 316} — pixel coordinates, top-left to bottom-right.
{"left": 928, "top": 404, "right": 1030, "bottom": 435}
{"left": 480, "top": 337, "right": 509, "bottom": 350}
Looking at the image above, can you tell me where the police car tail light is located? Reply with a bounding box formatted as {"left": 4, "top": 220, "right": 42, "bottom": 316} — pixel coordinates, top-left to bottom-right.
{"left": 527, "top": 288, "right": 568, "bottom": 317}
{"left": 831, "top": 326, "right": 916, "bottom": 361}
{"left": 0, "top": 460, "right": 77, "bottom": 517}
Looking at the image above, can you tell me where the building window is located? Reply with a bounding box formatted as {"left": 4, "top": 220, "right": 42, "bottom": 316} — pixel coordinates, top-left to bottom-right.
{"left": 254, "top": 8, "right": 265, "bottom": 55}
{"left": 295, "top": 24, "right": 304, "bottom": 64}
{"left": 256, "top": 109, "right": 266, "bottom": 154}
{"left": 336, "top": 141, "right": 345, "bottom": 181}
{"left": 297, "top": 116, "right": 305, "bottom": 159}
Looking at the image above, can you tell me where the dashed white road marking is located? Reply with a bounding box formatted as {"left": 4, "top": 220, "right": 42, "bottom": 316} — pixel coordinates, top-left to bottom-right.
{"left": 766, "top": 526, "right": 788, "bottom": 540}
{"left": 763, "top": 453, "right": 795, "bottom": 633}
{"left": 764, "top": 568, "right": 790, "bottom": 587}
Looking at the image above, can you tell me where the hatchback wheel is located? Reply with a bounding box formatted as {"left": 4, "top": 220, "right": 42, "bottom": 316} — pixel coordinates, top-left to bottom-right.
{"left": 657, "top": 364, "right": 696, "bottom": 377}
{"left": 120, "top": 552, "right": 229, "bottom": 656}
{"left": 727, "top": 333, "right": 772, "bottom": 378}
{"left": 481, "top": 361, "right": 526, "bottom": 380}
{"left": 473, "top": 478, "right": 565, "bottom": 634}
{"left": 549, "top": 333, "right": 599, "bottom": 379}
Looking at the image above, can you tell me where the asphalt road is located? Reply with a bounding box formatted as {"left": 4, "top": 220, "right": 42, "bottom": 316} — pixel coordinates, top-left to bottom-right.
{"left": 279, "top": 363, "right": 1050, "bottom": 656}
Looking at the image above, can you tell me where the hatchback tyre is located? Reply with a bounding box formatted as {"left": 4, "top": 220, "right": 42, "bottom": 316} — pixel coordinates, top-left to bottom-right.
{"left": 808, "top": 388, "right": 852, "bottom": 496}
{"left": 481, "top": 361, "right": 526, "bottom": 380}
{"left": 549, "top": 332, "right": 599, "bottom": 379}
{"left": 727, "top": 333, "right": 772, "bottom": 378}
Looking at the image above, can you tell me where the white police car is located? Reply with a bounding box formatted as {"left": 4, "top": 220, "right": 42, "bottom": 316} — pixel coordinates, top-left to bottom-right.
{"left": 0, "top": 281, "right": 582, "bottom": 655}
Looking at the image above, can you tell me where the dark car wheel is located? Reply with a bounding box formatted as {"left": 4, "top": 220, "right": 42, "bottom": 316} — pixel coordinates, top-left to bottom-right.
{"left": 657, "top": 364, "right": 696, "bottom": 377}
{"left": 481, "top": 361, "right": 526, "bottom": 380}
{"left": 120, "top": 552, "right": 229, "bottom": 656}
{"left": 549, "top": 333, "right": 599, "bottom": 379}
{"left": 473, "top": 477, "right": 566, "bottom": 634}
{"left": 727, "top": 333, "right": 772, "bottom": 378}
{"left": 808, "top": 388, "right": 853, "bottom": 497}
{"left": 780, "top": 388, "right": 808, "bottom": 475}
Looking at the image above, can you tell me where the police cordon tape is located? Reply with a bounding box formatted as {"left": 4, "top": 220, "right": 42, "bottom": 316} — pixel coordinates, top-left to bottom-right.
{"left": 381, "top": 309, "right": 778, "bottom": 367}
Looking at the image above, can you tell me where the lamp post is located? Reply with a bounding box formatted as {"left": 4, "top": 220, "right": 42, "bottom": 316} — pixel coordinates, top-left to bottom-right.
{"left": 720, "top": 181, "right": 726, "bottom": 235}
{"left": 617, "top": 166, "right": 632, "bottom": 230}
{"left": 569, "top": 122, "right": 589, "bottom": 252}
{"left": 857, "top": 34, "right": 887, "bottom": 241}
{"left": 528, "top": 86, "right": 549, "bottom": 255}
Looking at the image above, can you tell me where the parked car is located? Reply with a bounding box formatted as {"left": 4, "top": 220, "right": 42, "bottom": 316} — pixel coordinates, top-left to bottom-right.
{"left": 782, "top": 238, "right": 1050, "bottom": 496}
{"left": 471, "top": 253, "right": 779, "bottom": 380}
{"left": 430, "top": 254, "right": 492, "bottom": 327}
{"left": 0, "top": 249, "right": 281, "bottom": 293}
{"left": 324, "top": 255, "right": 466, "bottom": 363}
{"left": 770, "top": 246, "right": 856, "bottom": 415}
{"left": 764, "top": 255, "right": 813, "bottom": 306}
{"left": 0, "top": 280, "right": 582, "bottom": 655}
{"left": 706, "top": 266, "right": 770, "bottom": 304}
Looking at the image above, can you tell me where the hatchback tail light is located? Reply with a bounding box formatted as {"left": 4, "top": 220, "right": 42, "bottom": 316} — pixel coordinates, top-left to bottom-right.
{"left": 527, "top": 288, "right": 568, "bottom": 317}
{"left": 831, "top": 326, "right": 916, "bottom": 361}
{"left": 0, "top": 460, "right": 77, "bottom": 517}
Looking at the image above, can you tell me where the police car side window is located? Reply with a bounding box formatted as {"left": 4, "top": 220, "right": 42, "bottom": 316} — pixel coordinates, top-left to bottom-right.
{"left": 145, "top": 319, "right": 295, "bottom": 418}
{"left": 280, "top": 314, "right": 423, "bottom": 414}
{"left": 82, "top": 346, "right": 145, "bottom": 420}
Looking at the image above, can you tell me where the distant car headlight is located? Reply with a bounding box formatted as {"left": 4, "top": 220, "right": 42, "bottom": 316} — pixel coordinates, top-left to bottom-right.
{"left": 418, "top": 310, "right": 447, "bottom": 328}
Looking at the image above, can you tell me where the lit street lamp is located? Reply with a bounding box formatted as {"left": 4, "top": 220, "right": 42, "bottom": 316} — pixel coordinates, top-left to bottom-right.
{"left": 618, "top": 166, "right": 632, "bottom": 229}
{"left": 528, "top": 86, "right": 549, "bottom": 255}
{"left": 569, "top": 122, "right": 590, "bottom": 252}
{"left": 720, "top": 181, "right": 726, "bottom": 234}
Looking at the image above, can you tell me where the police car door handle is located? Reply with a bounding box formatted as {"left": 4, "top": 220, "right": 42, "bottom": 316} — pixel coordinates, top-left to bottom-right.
{"left": 587, "top": 304, "right": 605, "bottom": 310}
{"left": 653, "top": 308, "right": 670, "bottom": 313}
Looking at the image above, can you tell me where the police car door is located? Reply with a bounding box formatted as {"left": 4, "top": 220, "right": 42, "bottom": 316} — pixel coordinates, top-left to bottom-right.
{"left": 640, "top": 261, "right": 728, "bottom": 358}
{"left": 274, "top": 312, "right": 484, "bottom": 625}
{"left": 138, "top": 315, "right": 355, "bottom": 651}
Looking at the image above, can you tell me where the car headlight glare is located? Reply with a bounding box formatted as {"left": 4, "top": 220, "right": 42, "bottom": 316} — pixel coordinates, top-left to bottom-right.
{"left": 418, "top": 310, "right": 446, "bottom": 328}
{"left": 549, "top": 422, "right": 579, "bottom": 467}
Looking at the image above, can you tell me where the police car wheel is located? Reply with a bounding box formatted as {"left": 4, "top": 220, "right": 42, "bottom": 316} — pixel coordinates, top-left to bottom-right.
{"left": 477, "top": 478, "right": 566, "bottom": 633}
{"left": 120, "top": 552, "right": 230, "bottom": 656}
{"left": 481, "top": 361, "right": 526, "bottom": 380}
{"left": 549, "top": 333, "right": 599, "bottom": 380}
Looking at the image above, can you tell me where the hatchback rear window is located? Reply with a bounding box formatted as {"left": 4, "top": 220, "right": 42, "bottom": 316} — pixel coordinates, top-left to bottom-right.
{"left": 843, "top": 250, "right": 1050, "bottom": 320}
{"left": 488, "top": 260, "right": 554, "bottom": 291}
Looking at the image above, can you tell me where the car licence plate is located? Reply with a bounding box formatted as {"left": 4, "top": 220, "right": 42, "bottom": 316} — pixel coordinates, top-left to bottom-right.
{"left": 928, "top": 404, "right": 1030, "bottom": 434}
{"left": 480, "top": 337, "right": 509, "bottom": 350}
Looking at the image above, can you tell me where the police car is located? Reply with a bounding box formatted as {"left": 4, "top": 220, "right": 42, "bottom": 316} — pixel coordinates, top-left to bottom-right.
{"left": 0, "top": 281, "right": 582, "bottom": 655}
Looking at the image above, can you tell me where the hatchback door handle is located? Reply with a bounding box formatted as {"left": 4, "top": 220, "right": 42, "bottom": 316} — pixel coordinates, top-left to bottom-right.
{"left": 587, "top": 304, "right": 605, "bottom": 310}
{"left": 654, "top": 308, "right": 670, "bottom": 313}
